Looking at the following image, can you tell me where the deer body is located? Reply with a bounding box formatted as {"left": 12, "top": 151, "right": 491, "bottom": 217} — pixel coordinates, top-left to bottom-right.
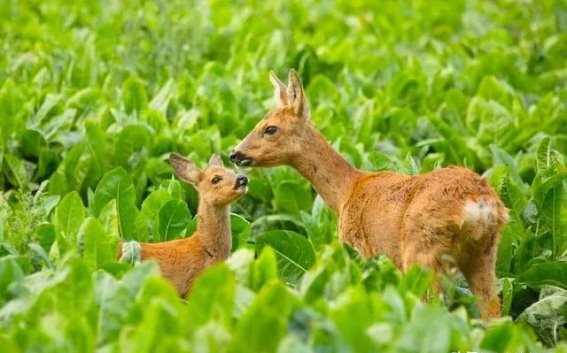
{"left": 230, "top": 70, "right": 508, "bottom": 319}
{"left": 118, "top": 154, "right": 248, "bottom": 298}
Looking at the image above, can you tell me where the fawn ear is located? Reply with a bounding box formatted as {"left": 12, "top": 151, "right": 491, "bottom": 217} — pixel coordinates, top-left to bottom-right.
{"left": 170, "top": 153, "right": 202, "bottom": 184}
{"left": 287, "top": 69, "right": 310, "bottom": 119}
{"left": 208, "top": 154, "right": 224, "bottom": 168}
{"left": 270, "top": 70, "right": 288, "bottom": 107}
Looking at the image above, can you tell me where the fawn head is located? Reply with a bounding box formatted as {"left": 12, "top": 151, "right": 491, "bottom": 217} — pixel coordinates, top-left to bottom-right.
{"left": 230, "top": 69, "right": 310, "bottom": 167}
{"left": 170, "top": 153, "right": 248, "bottom": 206}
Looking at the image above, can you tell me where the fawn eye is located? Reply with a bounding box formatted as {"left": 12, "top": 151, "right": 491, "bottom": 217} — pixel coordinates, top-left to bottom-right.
{"left": 264, "top": 126, "right": 278, "bottom": 136}
{"left": 211, "top": 176, "right": 222, "bottom": 184}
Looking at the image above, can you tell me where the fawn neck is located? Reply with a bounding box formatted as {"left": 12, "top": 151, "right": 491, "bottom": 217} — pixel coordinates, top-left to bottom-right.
{"left": 195, "top": 201, "right": 231, "bottom": 260}
{"left": 291, "top": 124, "right": 362, "bottom": 214}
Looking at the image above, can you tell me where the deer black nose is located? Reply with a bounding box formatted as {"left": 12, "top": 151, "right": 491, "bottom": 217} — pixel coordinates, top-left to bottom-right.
{"left": 230, "top": 151, "right": 253, "bottom": 167}
{"left": 235, "top": 175, "right": 248, "bottom": 187}
{"left": 230, "top": 150, "right": 243, "bottom": 162}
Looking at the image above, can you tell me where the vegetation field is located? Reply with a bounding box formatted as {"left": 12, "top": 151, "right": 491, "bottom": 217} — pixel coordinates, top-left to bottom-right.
{"left": 0, "top": 0, "right": 566, "bottom": 352}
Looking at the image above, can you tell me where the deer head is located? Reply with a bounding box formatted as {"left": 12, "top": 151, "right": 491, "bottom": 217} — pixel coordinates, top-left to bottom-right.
{"left": 170, "top": 153, "right": 248, "bottom": 206}
{"left": 230, "top": 69, "right": 311, "bottom": 167}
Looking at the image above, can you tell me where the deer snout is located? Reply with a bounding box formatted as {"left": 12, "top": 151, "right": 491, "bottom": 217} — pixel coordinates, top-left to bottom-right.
{"left": 229, "top": 150, "right": 253, "bottom": 167}
{"left": 235, "top": 175, "right": 248, "bottom": 188}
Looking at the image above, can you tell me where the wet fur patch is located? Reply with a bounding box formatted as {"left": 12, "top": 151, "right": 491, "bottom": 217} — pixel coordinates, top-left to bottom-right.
{"left": 119, "top": 241, "right": 142, "bottom": 264}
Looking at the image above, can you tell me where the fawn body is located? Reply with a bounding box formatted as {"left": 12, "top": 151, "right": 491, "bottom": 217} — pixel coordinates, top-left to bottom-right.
{"left": 118, "top": 154, "right": 248, "bottom": 297}
{"left": 230, "top": 70, "right": 508, "bottom": 319}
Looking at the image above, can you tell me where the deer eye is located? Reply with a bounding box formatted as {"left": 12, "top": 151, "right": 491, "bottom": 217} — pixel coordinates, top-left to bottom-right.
{"left": 211, "top": 176, "right": 222, "bottom": 184}
{"left": 264, "top": 126, "right": 278, "bottom": 136}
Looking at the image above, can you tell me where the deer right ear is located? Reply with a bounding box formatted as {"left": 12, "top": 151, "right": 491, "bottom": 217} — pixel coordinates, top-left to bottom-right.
{"left": 270, "top": 70, "right": 288, "bottom": 107}
{"left": 287, "top": 69, "right": 310, "bottom": 119}
{"left": 170, "top": 153, "right": 202, "bottom": 184}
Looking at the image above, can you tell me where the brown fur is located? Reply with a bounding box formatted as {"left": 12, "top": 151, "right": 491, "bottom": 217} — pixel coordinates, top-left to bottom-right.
{"left": 117, "top": 154, "right": 247, "bottom": 298}
{"left": 230, "top": 69, "right": 508, "bottom": 319}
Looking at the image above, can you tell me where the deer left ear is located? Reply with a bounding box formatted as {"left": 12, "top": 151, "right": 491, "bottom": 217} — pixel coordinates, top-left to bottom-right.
{"left": 270, "top": 70, "right": 288, "bottom": 107}
{"left": 170, "top": 153, "right": 202, "bottom": 185}
{"left": 208, "top": 154, "right": 224, "bottom": 168}
{"left": 287, "top": 69, "right": 310, "bottom": 119}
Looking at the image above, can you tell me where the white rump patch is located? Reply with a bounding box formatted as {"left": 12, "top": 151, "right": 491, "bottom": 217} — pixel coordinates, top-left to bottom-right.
{"left": 463, "top": 198, "right": 495, "bottom": 226}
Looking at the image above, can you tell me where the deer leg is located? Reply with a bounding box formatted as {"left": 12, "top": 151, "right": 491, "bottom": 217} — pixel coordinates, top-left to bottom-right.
{"left": 459, "top": 246, "right": 500, "bottom": 320}
{"left": 402, "top": 239, "right": 446, "bottom": 295}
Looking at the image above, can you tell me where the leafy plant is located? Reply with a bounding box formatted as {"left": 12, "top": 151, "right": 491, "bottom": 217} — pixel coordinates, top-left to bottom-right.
{"left": 1, "top": 0, "right": 566, "bottom": 351}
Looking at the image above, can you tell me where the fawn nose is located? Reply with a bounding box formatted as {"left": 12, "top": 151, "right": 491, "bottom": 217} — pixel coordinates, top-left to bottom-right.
{"left": 235, "top": 175, "right": 248, "bottom": 187}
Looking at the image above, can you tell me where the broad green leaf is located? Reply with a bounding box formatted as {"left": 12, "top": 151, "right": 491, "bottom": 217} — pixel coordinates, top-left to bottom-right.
{"left": 0, "top": 256, "right": 26, "bottom": 305}
{"left": 80, "top": 218, "right": 118, "bottom": 271}
{"left": 518, "top": 262, "right": 567, "bottom": 289}
{"left": 517, "top": 288, "right": 567, "bottom": 346}
{"left": 231, "top": 281, "right": 298, "bottom": 353}
{"left": 122, "top": 77, "right": 148, "bottom": 114}
{"left": 3, "top": 154, "right": 28, "bottom": 189}
{"left": 250, "top": 246, "right": 278, "bottom": 292}
{"left": 149, "top": 79, "right": 175, "bottom": 114}
{"left": 54, "top": 191, "right": 85, "bottom": 255}
{"left": 186, "top": 264, "right": 235, "bottom": 329}
{"left": 157, "top": 199, "right": 190, "bottom": 241}
{"left": 231, "top": 213, "right": 251, "bottom": 250}
{"left": 274, "top": 180, "right": 313, "bottom": 215}
{"left": 93, "top": 271, "right": 133, "bottom": 344}
{"left": 256, "top": 230, "right": 316, "bottom": 284}
{"left": 397, "top": 264, "right": 434, "bottom": 297}
{"left": 480, "top": 322, "right": 540, "bottom": 353}
{"left": 92, "top": 167, "right": 139, "bottom": 240}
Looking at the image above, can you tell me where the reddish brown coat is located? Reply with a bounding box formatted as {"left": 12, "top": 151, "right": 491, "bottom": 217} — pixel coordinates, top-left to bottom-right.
{"left": 230, "top": 69, "right": 507, "bottom": 319}
{"left": 117, "top": 154, "right": 247, "bottom": 297}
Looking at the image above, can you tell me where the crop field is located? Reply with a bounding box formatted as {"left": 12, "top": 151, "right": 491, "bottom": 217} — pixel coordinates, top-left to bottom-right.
{"left": 0, "top": 0, "right": 566, "bottom": 352}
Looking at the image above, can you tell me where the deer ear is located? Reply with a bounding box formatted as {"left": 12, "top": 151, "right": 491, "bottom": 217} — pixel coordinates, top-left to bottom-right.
{"left": 208, "top": 154, "right": 224, "bottom": 168}
{"left": 270, "top": 70, "right": 288, "bottom": 107}
{"left": 170, "top": 153, "right": 202, "bottom": 184}
{"left": 287, "top": 69, "right": 310, "bottom": 119}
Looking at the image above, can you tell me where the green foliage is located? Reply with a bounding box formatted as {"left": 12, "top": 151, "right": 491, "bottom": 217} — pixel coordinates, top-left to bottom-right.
{"left": 1, "top": 0, "right": 566, "bottom": 351}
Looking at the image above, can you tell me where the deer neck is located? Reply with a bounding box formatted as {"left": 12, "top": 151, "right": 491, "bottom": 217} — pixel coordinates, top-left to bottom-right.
{"left": 195, "top": 201, "right": 231, "bottom": 260}
{"left": 291, "top": 124, "right": 362, "bottom": 214}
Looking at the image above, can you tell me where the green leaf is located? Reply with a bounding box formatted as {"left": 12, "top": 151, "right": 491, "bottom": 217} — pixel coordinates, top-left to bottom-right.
{"left": 250, "top": 247, "right": 278, "bottom": 292}
{"left": 186, "top": 264, "right": 235, "bottom": 329}
{"left": 231, "top": 213, "right": 251, "bottom": 250}
{"left": 80, "top": 218, "right": 118, "bottom": 271}
{"left": 536, "top": 136, "right": 552, "bottom": 171}
{"left": 274, "top": 180, "right": 313, "bottom": 215}
{"left": 397, "top": 264, "right": 434, "bottom": 297}
{"left": 517, "top": 289, "right": 567, "bottom": 346}
{"left": 92, "top": 167, "right": 139, "bottom": 240}
{"left": 256, "top": 230, "right": 316, "bottom": 284}
{"left": 518, "top": 261, "right": 567, "bottom": 289}
{"left": 0, "top": 256, "right": 26, "bottom": 305}
{"left": 122, "top": 76, "right": 148, "bottom": 114}
{"left": 3, "top": 154, "right": 29, "bottom": 189}
{"left": 157, "top": 199, "right": 190, "bottom": 241}
{"left": 54, "top": 191, "right": 85, "bottom": 255}
{"left": 231, "top": 281, "right": 298, "bottom": 353}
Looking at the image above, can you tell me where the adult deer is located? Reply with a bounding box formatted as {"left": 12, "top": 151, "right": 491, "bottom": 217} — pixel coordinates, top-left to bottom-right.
{"left": 118, "top": 154, "right": 248, "bottom": 297}
{"left": 230, "top": 69, "right": 508, "bottom": 319}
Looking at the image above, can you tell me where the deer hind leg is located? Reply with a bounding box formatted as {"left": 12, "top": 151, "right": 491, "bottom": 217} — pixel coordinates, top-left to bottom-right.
{"left": 402, "top": 244, "right": 444, "bottom": 295}
{"left": 401, "top": 227, "right": 454, "bottom": 296}
{"left": 458, "top": 237, "right": 500, "bottom": 320}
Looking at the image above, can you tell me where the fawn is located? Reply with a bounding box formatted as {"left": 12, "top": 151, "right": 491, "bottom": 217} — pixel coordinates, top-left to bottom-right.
{"left": 230, "top": 69, "right": 508, "bottom": 319}
{"left": 117, "top": 154, "right": 248, "bottom": 297}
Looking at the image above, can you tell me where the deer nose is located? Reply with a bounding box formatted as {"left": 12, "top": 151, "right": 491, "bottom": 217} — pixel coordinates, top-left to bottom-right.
{"left": 235, "top": 175, "right": 248, "bottom": 187}
{"left": 230, "top": 150, "right": 253, "bottom": 167}
{"left": 230, "top": 150, "right": 243, "bottom": 162}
